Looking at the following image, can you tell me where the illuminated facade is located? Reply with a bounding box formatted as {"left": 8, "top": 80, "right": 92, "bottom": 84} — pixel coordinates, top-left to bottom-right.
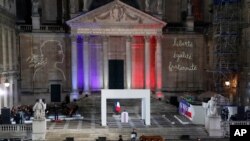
{"left": 0, "top": 0, "right": 18, "bottom": 112}
{"left": 15, "top": 0, "right": 209, "bottom": 103}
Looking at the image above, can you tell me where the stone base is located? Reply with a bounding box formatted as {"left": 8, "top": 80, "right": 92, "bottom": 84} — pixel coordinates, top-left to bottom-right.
{"left": 186, "top": 16, "right": 194, "bottom": 32}
{"left": 205, "top": 116, "right": 222, "bottom": 137}
{"left": 32, "top": 119, "right": 46, "bottom": 141}
{"left": 32, "top": 16, "right": 40, "bottom": 30}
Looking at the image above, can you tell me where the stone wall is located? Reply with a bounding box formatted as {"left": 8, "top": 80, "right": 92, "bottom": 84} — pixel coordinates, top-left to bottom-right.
{"left": 19, "top": 33, "right": 71, "bottom": 97}
{"left": 162, "top": 34, "right": 205, "bottom": 92}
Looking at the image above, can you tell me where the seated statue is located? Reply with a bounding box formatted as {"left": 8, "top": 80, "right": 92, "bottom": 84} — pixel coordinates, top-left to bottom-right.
{"left": 33, "top": 99, "right": 46, "bottom": 120}
{"left": 206, "top": 96, "right": 218, "bottom": 117}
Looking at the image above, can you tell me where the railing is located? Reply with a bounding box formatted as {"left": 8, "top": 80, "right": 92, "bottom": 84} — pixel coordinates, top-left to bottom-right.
{"left": 0, "top": 124, "right": 32, "bottom": 139}
{"left": 164, "top": 26, "right": 206, "bottom": 33}
{"left": 18, "top": 25, "right": 65, "bottom": 33}
{"left": 221, "top": 121, "right": 250, "bottom": 137}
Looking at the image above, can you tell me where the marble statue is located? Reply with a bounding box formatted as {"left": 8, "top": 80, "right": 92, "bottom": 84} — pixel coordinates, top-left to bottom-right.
{"left": 33, "top": 99, "right": 46, "bottom": 120}
{"left": 145, "top": 0, "right": 150, "bottom": 12}
{"left": 32, "top": 0, "right": 39, "bottom": 15}
{"left": 187, "top": 0, "right": 192, "bottom": 16}
{"left": 157, "top": 0, "right": 162, "bottom": 14}
{"left": 206, "top": 96, "right": 218, "bottom": 117}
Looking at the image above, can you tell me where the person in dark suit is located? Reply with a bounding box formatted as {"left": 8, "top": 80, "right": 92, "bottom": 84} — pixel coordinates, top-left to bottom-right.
{"left": 54, "top": 103, "right": 59, "bottom": 121}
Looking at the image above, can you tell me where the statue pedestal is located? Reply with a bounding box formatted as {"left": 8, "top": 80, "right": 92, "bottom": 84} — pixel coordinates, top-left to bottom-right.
{"left": 205, "top": 116, "right": 223, "bottom": 137}
{"left": 186, "top": 16, "right": 194, "bottom": 32}
{"left": 32, "top": 16, "right": 40, "bottom": 30}
{"left": 32, "top": 119, "right": 46, "bottom": 141}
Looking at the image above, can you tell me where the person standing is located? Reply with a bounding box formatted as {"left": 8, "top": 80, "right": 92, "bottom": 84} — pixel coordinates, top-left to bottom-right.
{"left": 131, "top": 128, "right": 137, "bottom": 141}
{"left": 118, "top": 135, "right": 123, "bottom": 141}
{"left": 54, "top": 103, "right": 59, "bottom": 121}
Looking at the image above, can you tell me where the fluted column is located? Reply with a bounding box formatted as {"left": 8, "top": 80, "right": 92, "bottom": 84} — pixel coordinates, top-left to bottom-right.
{"left": 2, "top": 27, "right": 7, "bottom": 72}
{"left": 83, "top": 35, "right": 90, "bottom": 95}
{"left": 155, "top": 36, "right": 162, "bottom": 93}
{"left": 71, "top": 35, "right": 78, "bottom": 99}
{"left": 103, "top": 36, "right": 109, "bottom": 89}
{"left": 2, "top": 27, "right": 8, "bottom": 107}
{"left": 144, "top": 36, "right": 151, "bottom": 89}
{"left": 13, "top": 30, "right": 17, "bottom": 70}
{"left": 13, "top": 78, "right": 18, "bottom": 105}
{"left": 8, "top": 28, "right": 13, "bottom": 108}
{"left": 8, "top": 29, "right": 12, "bottom": 70}
{"left": 8, "top": 76, "right": 13, "bottom": 108}
{"left": 126, "top": 36, "right": 132, "bottom": 89}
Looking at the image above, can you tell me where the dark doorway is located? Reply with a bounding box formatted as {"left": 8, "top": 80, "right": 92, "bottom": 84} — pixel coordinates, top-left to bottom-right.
{"left": 51, "top": 84, "right": 61, "bottom": 102}
{"left": 109, "top": 60, "right": 124, "bottom": 89}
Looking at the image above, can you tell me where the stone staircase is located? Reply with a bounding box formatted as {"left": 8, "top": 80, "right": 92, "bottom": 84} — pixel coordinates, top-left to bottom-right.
{"left": 45, "top": 94, "right": 209, "bottom": 141}
{"left": 46, "top": 127, "right": 208, "bottom": 141}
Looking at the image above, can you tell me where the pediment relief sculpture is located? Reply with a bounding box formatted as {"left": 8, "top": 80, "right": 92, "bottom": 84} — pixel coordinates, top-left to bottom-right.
{"left": 91, "top": 4, "right": 143, "bottom": 24}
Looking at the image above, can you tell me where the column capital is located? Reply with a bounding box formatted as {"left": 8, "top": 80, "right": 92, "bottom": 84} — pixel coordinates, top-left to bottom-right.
{"left": 126, "top": 36, "right": 132, "bottom": 42}
{"left": 83, "top": 34, "right": 90, "bottom": 41}
{"left": 144, "top": 36, "right": 151, "bottom": 42}
{"left": 102, "top": 35, "right": 109, "bottom": 42}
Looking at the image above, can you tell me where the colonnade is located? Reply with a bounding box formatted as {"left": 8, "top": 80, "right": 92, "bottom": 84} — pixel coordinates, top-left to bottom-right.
{"left": 0, "top": 24, "right": 18, "bottom": 112}
{"left": 71, "top": 34, "right": 162, "bottom": 97}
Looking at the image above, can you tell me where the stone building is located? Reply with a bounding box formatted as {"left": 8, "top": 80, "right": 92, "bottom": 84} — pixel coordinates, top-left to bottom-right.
{"left": 14, "top": 0, "right": 211, "bottom": 104}
{"left": 0, "top": 0, "right": 18, "bottom": 112}
{"left": 0, "top": 0, "right": 249, "bottom": 106}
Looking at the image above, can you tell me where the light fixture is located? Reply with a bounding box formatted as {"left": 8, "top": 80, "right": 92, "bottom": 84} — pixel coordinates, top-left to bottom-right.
{"left": 225, "top": 81, "right": 230, "bottom": 87}
{"left": 4, "top": 79, "right": 10, "bottom": 87}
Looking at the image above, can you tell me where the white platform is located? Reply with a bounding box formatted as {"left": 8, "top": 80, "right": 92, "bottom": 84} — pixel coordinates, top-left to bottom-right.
{"left": 205, "top": 116, "right": 223, "bottom": 137}
{"left": 101, "top": 89, "right": 151, "bottom": 126}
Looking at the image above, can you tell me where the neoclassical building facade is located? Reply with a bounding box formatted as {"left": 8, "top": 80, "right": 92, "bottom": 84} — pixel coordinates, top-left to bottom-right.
{"left": 17, "top": 0, "right": 208, "bottom": 104}
{"left": 67, "top": 0, "right": 166, "bottom": 98}
{"left": 0, "top": 0, "right": 18, "bottom": 112}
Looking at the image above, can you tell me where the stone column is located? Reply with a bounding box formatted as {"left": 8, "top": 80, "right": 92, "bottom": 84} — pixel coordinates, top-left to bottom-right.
{"left": 8, "top": 29, "right": 12, "bottom": 70}
{"left": 2, "top": 27, "right": 7, "bottom": 72}
{"left": 8, "top": 76, "right": 13, "bottom": 108}
{"left": 126, "top": 36, "right": 132, "bottom": 89}
{"left": 13, "top": 78, "right": 18, "bottom": 105}
{"left": 83, "top": 35, "right": 90, "bottom": 95}
{"left": 103, "top": 36, "right": 109, "bottom": 89}
{"left": 2, "top": 27, "right": 8, "bottom": 107}
{"left": 13, "top": 30, "right": 17, "bottom": 70}
{"left": 144, "top": 36, "right": 150, "bottom": 89}
{"left": 155, "top": 36, "right": 162, "bottom": 94}
{"left": 71, "top": 35, "right": 78, "bottom": 100}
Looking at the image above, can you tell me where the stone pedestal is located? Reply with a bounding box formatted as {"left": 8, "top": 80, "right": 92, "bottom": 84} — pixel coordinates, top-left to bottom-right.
{"left": 186, "top": 16, "right": 194, "bottom": 32}
{"left": 205, "top": 116, "right": 222, "bottom": 137}
{"left": 32, "top": 119, "right": 46, "bottom": 141}
{"left": 32, "top": 16, "right": 40, "bottom": 30}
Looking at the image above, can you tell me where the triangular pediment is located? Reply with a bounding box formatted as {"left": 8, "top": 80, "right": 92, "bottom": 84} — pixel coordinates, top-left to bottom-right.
{"left": 67, "top": 0, "right": 166, "bottom": 29}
